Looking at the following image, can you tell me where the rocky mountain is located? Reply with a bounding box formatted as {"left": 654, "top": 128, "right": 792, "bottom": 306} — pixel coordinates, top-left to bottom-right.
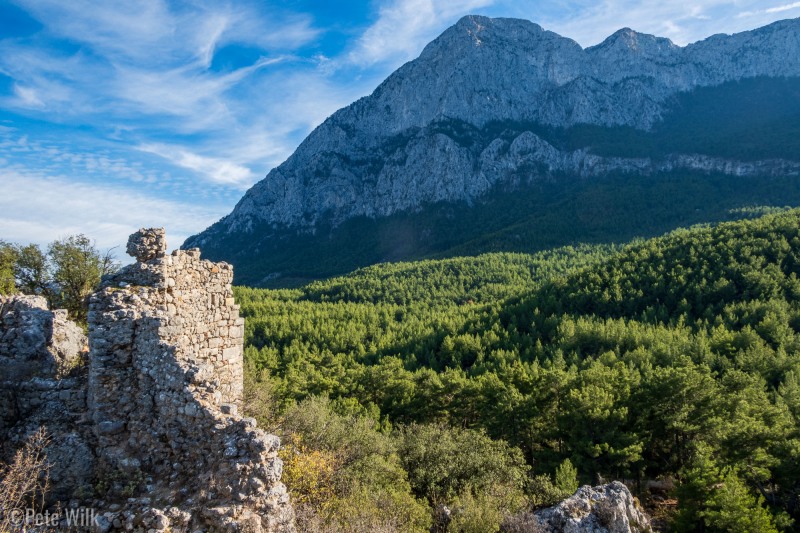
{"left": 186, "top": 16, "right": 800, "bottom": 285}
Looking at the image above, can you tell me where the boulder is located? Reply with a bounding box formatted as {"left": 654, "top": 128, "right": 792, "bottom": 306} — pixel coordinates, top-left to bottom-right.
{"left": 511, "top": 482, "right": 652, "bottom": 533}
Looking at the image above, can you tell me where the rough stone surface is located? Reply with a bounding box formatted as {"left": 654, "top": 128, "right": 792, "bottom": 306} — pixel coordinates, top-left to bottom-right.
{"left": 0, "top": 295, "right": 93, "bottom": 502}
{"left": 185, "top": 15, "right": 800, "bottom": 242}
{"left": 89, "top": 228, "right": 295, "bottom": 532}
{"left": 126, "top": 227, "right": 167, "bottom": 262}
{"left": 0, "top": 295, "right": 87, "bottom": 380}
{"left": 531, "top": 482, "right": 652, "bottom": 532}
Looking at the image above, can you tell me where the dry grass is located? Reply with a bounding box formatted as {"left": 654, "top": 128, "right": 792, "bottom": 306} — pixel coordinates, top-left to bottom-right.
{"left": 0, "top": 428, "right": 51, "bottom": 532}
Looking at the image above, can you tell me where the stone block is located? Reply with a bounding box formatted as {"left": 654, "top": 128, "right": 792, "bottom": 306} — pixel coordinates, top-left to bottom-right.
{"left": 221, "top": 347, "right": 239, "bottom": 361}
{"left": 126, "top": 228, "right": 167, "bottom": 262}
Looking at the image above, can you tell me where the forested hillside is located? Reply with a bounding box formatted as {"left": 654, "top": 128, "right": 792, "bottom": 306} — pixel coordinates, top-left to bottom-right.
{"left": 239, "top": 210, "right": 800, "bottom": 531}
{"left": 212, "top": 172, "right": 800, "bottom": 287}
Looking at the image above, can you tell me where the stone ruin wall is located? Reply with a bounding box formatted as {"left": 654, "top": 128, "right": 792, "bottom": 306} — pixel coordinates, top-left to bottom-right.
{"left": 88, "top": 233, "right": 245, "bottom": 463}
{"left": 88, "top": 228, "right": 294, "bottom": 532}
{"left": 0, "top": 228, "right": 295, "bottom": 533}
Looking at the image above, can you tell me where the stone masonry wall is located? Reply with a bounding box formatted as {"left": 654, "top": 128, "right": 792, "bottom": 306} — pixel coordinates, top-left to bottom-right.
{"left": 88, "top": 228, "right": 294, "bottom": 532}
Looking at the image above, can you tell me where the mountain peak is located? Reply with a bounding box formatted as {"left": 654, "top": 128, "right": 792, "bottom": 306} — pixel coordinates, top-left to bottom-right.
{"left": 589, "top": 26, "right": 677, "bottom": 53}
{"left": 186, "top": 16, "right": 800, "bottom": 274}
{"left": 430, "top": 14, "right": 549, "bottom": 51}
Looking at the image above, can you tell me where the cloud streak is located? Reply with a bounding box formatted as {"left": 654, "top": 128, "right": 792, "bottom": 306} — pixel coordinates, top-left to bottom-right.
{"left": 740, "top": 1, "right": 800, "bottom": 17}
{"left": 0, "top": 169, "right": 224, "bottom": 253}
{"left": 137, "top": 143, "right": 255, "bottom": 188}
{"left": 768, "top": 2, "right": 800, "bottom": 13}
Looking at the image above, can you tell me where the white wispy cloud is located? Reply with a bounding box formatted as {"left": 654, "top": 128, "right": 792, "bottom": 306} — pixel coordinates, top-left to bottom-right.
{"left": 0, "top": 5, "right": 302, "bottom": 127}
{"left": 767, "top": 2, "right": 800, "bottom": 13}
{"left": 110, "top": 56, "right": 291, "bottom": 131}
{"left": 137, "top": 143, "right": 255, "bottom": 188}
{"left": 11, "top": 84, "right": 44, "bottom": 109}
{"left": 11, "top": 0, "right": 318, "bottom": 66}
{"left": 0, "top": 132, "right": 164, "bottom": 188}
{"left": 0, "top": 0, "right": 336, "bottom": 211}
{"left": 740, "top": 1, "right": 800, "bottom": 17}
{"left": 0, "top": 169, "right": 224, "bottom": 253}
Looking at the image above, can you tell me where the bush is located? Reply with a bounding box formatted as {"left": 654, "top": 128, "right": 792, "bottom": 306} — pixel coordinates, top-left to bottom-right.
{"left": 279, "top": 396, "right": 430, "bottom": 532}
{"left": 396, "top": 423, "right": 529, "bottom": 505}
{"left": 449, "top": 486, "right": 528, "bottom": 533}
{"left": 527, "top": 459, "right": 580, "bottom": 509}
{"left": 0, "top": 428, "right": 51, "bottom": 531}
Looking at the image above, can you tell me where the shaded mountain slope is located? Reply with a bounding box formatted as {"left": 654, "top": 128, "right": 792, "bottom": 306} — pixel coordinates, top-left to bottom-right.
{"left": 187, "top": 17, "right": 800, "bottom": 285}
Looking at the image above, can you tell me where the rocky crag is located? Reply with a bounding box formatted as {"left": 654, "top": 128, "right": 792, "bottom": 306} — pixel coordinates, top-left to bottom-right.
{"left": 0, "top": 294, "right": 86, "bottom": 381}
{"left": 0, "top": 295, "right": 92, "bottom": 502}
{"left": 188, "top": 16, "right": 800, "bottom": 239}
{"left": 504, "top": 481, "right": 652, "bottom": 532}
{"left": 0, "top": 228, "right": 295, "bottom": 532}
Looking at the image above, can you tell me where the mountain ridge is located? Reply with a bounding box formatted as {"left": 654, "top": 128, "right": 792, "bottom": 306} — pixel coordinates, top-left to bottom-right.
{"left": 186, "top": 16, "right": 800, "bottom": 283}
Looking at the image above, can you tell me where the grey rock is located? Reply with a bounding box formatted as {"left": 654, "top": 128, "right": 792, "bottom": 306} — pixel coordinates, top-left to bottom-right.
{"left": 1, "top": 297, "right": 93, "bottom": 503}
{"left": 97, "top": 420, "right": 125, "bottom": 435}
{"left": 126, "top": 228, "right": 167, "bottom": 262}
{"left": 94, "top": 514, "right": 111, "bottom": 533}
{"left": 220, "top": 403, "right": 237, "bottom": 416}
{"left": 532, "top": 481, "right": 652, "bottom": 532}
{"left": 0, "top": 295, "right": 86, "bottom": 379}
{"left": 187, "top": 16, "right": 800, "bottom": 244}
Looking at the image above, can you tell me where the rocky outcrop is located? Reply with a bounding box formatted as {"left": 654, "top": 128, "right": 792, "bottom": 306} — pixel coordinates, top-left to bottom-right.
{"left": 515, "top": 481, "right": 652, "bottom": 533}
{"left": 186, "top": 15, "right": 800, "bottom": 241}
{"left": 0, "top": 295, "right": 86, "bottom": 380}
{"left": 0, "top": 295, "right": 93, "bottom": 502}
{"left": 125, "top": 227, "right": 167, "bottom": 262}
{"left": 88, "top": 228, "right": 295, "bottom": 532}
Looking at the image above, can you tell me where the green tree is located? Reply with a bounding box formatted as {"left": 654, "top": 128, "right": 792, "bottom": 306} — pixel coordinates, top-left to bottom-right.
{"left": 554, "top": 458, "right": 579, "bottom": 495}
{"left": 674, "top": 445, "right": 727, "bottom": 531}
{"left": 48, "top": 235, "right": 116, "bottom": 323}
{"left": 14, "top": 243, "right": 49, "bottom": 297}
{"left": 675, "top": 445, "right": 780, "bottom": 533}
{"left": 0, "top": 241, "right": 17, "bottom": 294}
{"left": 701, "top": 472, "right": 779, "bottom": 533}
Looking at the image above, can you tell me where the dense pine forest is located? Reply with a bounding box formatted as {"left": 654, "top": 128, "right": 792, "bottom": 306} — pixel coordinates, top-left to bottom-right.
{"left": 237, "top": 209, "right": 800, "bottom": 532}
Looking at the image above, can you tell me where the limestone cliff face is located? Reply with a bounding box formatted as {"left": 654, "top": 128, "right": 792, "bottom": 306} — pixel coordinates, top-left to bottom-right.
{"left": 187, "top": 16, "right": 800, "bottom": 243}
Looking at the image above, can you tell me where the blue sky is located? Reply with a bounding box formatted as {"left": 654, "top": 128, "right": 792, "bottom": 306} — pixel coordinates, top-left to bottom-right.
{"left": 1, "top": 0, "right": 798, "bottom": 255}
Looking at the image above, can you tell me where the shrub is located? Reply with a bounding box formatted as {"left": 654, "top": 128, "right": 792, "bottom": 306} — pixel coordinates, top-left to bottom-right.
{"left": 0, "top": 428, "right": 51, "bottom": 531}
